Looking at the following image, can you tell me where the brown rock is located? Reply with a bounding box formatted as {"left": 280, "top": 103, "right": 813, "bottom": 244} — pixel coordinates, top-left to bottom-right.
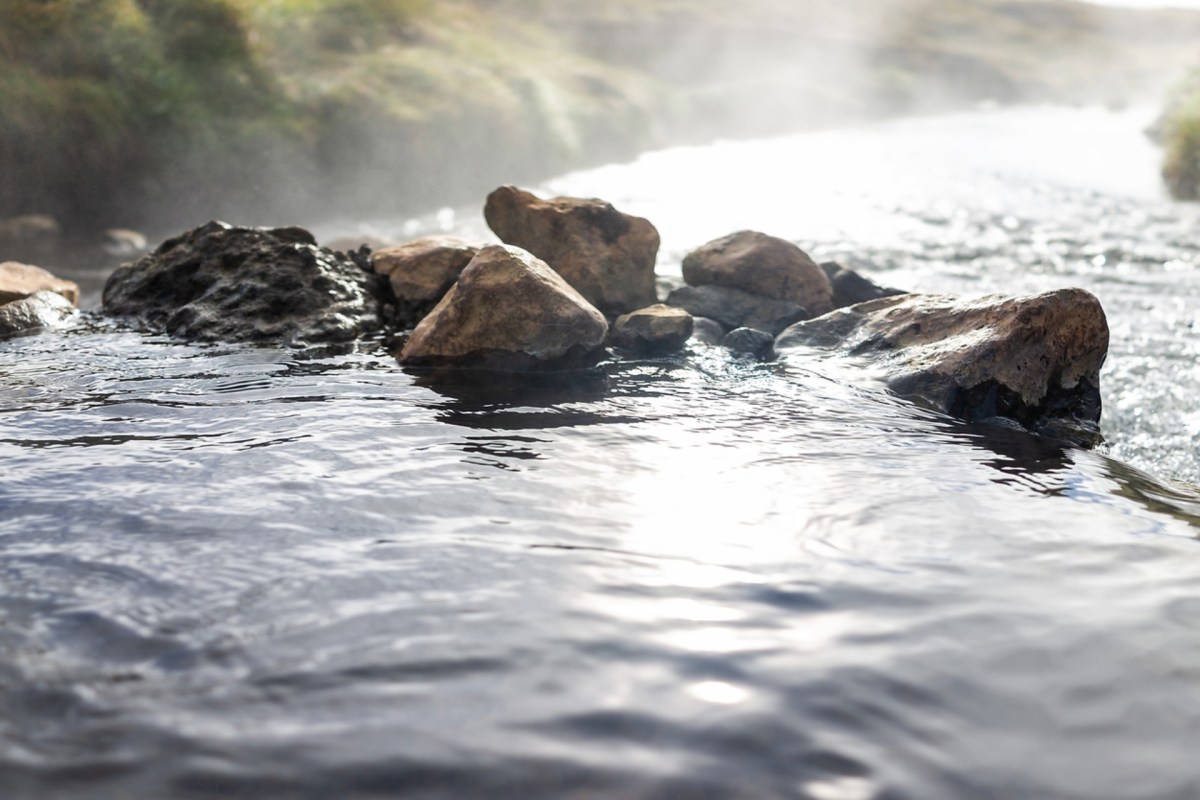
{"left": 682, "top": 231, "right": 833, "bottom": 315}
{"left": 483, "top": 185, "right": 659, "bottom": 316}
{"left": 400, "top": 244, "right": 608, "bottom": 371}
{"left": 0, "top": 261, "right": 80, "bottom": 307}
{"left": 372, "top": 236, "right": 479, "bottom": 323}
{"left": 611, "top": 304, "right": 693, "bottom": 355}
{"left": 0, "top": 290, "right": 76, "bottom": 339}
{"left": 774, "top": 288, "right": 1109, "bottom": 443}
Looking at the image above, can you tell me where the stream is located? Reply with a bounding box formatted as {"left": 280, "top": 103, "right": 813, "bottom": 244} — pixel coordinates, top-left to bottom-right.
{"left": 5, "top": 105, "right": 1200, "bottom": 799}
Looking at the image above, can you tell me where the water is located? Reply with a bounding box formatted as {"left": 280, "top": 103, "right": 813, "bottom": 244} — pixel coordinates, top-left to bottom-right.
{"left": 5, "top": 106, "right": 1200, "bottom": 799}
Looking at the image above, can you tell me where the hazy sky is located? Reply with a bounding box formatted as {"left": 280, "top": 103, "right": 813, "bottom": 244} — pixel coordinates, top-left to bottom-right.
{"left": 1086, "top": 0, "right": 1200, "bottom": 6}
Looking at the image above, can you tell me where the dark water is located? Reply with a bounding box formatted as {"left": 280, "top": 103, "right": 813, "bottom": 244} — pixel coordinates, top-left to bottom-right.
{"left": 6, "top": 107, "right": 1200, "bottom": 799}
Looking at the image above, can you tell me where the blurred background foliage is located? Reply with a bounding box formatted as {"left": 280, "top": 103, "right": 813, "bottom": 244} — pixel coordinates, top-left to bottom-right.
{"left": 2, "top": 0, "right": 1200, "bottom": 235}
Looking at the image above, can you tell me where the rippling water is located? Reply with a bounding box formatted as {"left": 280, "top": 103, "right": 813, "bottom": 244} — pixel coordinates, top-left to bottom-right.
{"left": 6, "top": 106, "right": 1200, "bottom": 799}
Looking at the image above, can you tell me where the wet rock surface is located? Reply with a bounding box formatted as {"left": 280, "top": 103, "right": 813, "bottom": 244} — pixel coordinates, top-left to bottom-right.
{"left": 400, "top": 244, "right": 608, "bottom": 371}
{"left": 0, "top": 290, "right": 76, "bottom": 339}
{"left": 820, "top": 261, "right": 906, "bottom": 310}
{"left": 101, "top": 221, "right": 389, "bottom": 345}
{"left": 666, "top": 284, "right": 810, "bottom": 336}
{"left": 723, "top": 327, "right": 775, "bottom": 358}
{"left": 484, "top": 185, "right": 659, "bottom": 316}
{"left": 0, "top": 261, "right": 80, "bottom": 307}
{"left": 611, "top": 304, "right": 693, "bottom": 355}
{"left": 683, "top": 230, "right": 833, "bottom": 315}
{"left": 372, "top": 236, "right": 479, "bottom": 325}
{"left": 775, "top": 288, "right": 1110, "bottom": 443}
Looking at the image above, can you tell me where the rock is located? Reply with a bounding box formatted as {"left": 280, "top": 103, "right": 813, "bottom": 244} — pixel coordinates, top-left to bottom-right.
{"left": 666, "top": 284, "right": 810, "bottom": 336}
{"left": 0, "top": 215, "right": 62, "bottom": 262}
{"left": 0, "top": 290, "right": 76, "bottom": 339}
{"left": 690, "top": 316, "right": 726, "bottom": 345}
{"left": 325, "top": 234, "right": 393, "bottom": 253}
{"left": 611, "top": 304, "right": 693, "bottom": 355}
{"left": 820, "top": 262, "right": 906, "bottom": 310}
{"left": 483, "top": 185, "right": 659, "bottom": 316}
{"left": 102, "top": 229, "right": 149, "bottom": 259}
{"left": 723, "top": 327, "right": 775, "bottom": 358}
{"left": 0, "top": 261, "right": 80, "bottom": 306}
{"left": 775, "top": 288, "right": 1109, "bottom": 442}
{"left": 102, "top": 221, "right": 388, "bottom": 345}
{"left": 400, "top": 244, "right": 608, "bottom": 371}
{"left": 682, "top": 230, "right": 833, "bottom": 315}
{"left": 372, "top": 236, "right": 479, "bottom": 325}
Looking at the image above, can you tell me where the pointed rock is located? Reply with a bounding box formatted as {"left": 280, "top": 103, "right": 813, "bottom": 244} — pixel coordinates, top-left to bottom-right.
{"left": 400, "top": 245, "right": 608, "bottom": 371}
{"left": 483, "top": 185, "right": 659, "bottom": 316}
{"left": 775, "top": 288, "right": 1109, "bottom": 443}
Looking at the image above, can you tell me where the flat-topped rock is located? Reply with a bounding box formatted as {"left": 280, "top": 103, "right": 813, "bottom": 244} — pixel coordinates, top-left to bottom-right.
{"left": 102, "top": 221, "right": 388, "bottom": 345}
{"left": 611, "top": 304, "right": 693, "bottom": 355}
{"left": 484, "top": 185, "right": 659, "bottom": 316}
{"left": 0, "top": 261, "right": 79, "bottom": 307}
{"left": 775, "top": 288, "right": 1109, "bottom": 443}
{"left": 400, "top": 244, "right": 608, "bottom": 371}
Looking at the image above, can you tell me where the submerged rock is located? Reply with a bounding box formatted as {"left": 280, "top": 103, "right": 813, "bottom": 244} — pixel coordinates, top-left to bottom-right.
{"left": 683, "top": 231, "right": 833, "bottom": 315}
{"left": 819, "top": 261, "right": 906, "bottom": 310}
{"left": 723, "top": 327, "right": 774, "bottom": 358}
{"left": 666, "top": 284, "right": 809, "bottom": 336}
{"left": 611, "top": 304, "right": 693, "bottom": 355}
{"left": 372, "top": 236, "right": 479, "bottom": 326}
{"left": 775, "top": 288, "right": 1109, "bottom": 443}
{"left": 483, "top": 185, "right": 659, "bottom": 316}
{"left": 0, "top": 261, "right": 79, "bottom": 307}
{"left": 0, "top": 290, "right": 76, "bottom": 339}
{"left": 102, "top": 221, "right": 388, "bottom": 345}
{"left": 400, "top": 244, "right": 608, "bottom": 371}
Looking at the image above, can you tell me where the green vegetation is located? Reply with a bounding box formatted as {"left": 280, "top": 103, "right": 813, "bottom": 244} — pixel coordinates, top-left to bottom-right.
{"left": 1158, "top": 68, "right": 1200, "bottom": 200}
{"left": 3, "top": 0, "right": 1199, "bottom": 233}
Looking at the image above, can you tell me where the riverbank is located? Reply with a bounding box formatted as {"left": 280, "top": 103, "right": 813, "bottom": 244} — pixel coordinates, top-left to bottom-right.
{"left": 4, "top": 0, "right": 1200, "bottom": 238}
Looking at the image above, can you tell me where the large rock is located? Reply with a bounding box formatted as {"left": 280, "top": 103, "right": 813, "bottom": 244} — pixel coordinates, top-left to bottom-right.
{"left": 775, "top": 288, "right": 1109, "bottom": 442}
{"left": 483, "top": 185, "right": 659, "bottom": 316}
{"left": 611, "top": 304, "right": 693, "bottom": 355}
{"left": 0, "top": 261, "right": 80, "bottom": 306}
{"left": 666, "top": 284, "right": 810, "bottom": 336}
{"left": 400, "top": 244, "right": 608, "bottom": 371}
{"left": 0, "top": 290, "right": 76, "bottom": 339}
{"left": 371, "top": 236, "right": 479, "bottom": 325}
{"left": 102, "top": 221, "right": 388, "bottom": 345}
{"left": 682, "top": 231, "right": 833, "bottom": 315}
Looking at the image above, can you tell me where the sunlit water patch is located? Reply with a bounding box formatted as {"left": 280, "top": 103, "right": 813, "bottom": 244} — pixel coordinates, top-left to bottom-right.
{"left": 7, "top": 107, "right": 1200, "bottom": 798}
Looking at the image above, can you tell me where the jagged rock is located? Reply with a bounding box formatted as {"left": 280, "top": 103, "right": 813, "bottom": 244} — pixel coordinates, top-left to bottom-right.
{"left": 400, "top": 244, "right": 608, "bottom": 371}
{"left": 690, "top": 316, "right": 726, "bottom": 345}
{"left": 483, "top": 185, "right": 659, "bottom": 316}
{"left": 682, "top": 231, "right": 833, "bottom": 315}
{"left": 0, "top": 261, "right": 80, "bottom": 307}
{"left": 611, "top": 304, "right": 693, "bottom": 355}
{"left": 0, "top": 215, "right": 62, "bottom": 262}
{"left": 775, "top": 288, "right": 1109, "bottom": 443}
{"left": 0, "top": 290, "right": 76, "bottom": 339}
{"left": 102, "top": 221, "right": 388, "bottom": 345}
{"left": 820, "top": 262, "right": 906, "bottom": 310}
{"left": 666, "top": 284, "right": 810, "bottom": 336}
{"left": 723, "top": 327, "right": 774, "bottom": 358}
{"left": 372, "top": 236, "right": 479, "bottom": 325}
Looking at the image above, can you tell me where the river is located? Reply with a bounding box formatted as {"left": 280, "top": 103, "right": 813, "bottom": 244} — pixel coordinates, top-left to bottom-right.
{"left": 4, "top": 105, "right": 1200, "bottom": 799}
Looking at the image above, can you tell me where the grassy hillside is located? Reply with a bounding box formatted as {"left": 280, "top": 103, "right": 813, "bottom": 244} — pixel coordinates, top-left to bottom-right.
{"left": 3, "top": 0, "right": 1199, "bottom": 235}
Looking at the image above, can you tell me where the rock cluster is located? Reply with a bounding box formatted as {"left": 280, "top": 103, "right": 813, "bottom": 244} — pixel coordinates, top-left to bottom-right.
{"left": 371, "top": 236, "right": 479, "bottom": 326}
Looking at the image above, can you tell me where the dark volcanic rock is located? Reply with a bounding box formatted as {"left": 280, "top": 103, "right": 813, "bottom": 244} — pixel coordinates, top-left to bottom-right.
{"left": 820, "top": 261, "right": 906, "bottom": 310}
{"left": 666, "top": 284, "right": 810, "bottom": 336}
{"left": 102, "top": 221, "right": 389, "bottom": 345}
{"left": 611, "top": 304, "right": 693, "bottom": 355}
{"left": 483, "top": 185, "right": 659, "bottom": 316}
{"left": 400, "top": 244, "right": 608, "bottom": 371}
{"left": 0, "top": 290, "right": 76, "bottom": 339}
{"left": 775, "top": 288, "right": 1109, "bottom": 444}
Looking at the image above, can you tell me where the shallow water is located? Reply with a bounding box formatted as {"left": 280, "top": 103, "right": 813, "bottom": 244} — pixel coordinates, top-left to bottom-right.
{"left": 6, "top": 106, "right": 1200, "bottom": 799}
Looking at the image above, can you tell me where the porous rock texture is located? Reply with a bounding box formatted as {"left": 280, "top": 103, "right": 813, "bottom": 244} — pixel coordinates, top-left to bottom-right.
{"left": 611, "top": 304, "right": 693, "bottom": 355}
{"left": 0, "top": 261, "right": 79, "bottom": 307}
{"left": 371, "top": 236, "right": 479, "bottom": 325}
{"left": 483, "top": 185, "right": 659, "bottom": 317}
{"left": 102, "top": 221, "right": 389, "bottom": 345}
{"left": 682, "top": 230, "right": 833, "bottom": 315}
{"left": 775, "top": 288, "right": 1110, "bottom": 443}
{"left": 400, "top": 244, "right": 608, "bottom": 371}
